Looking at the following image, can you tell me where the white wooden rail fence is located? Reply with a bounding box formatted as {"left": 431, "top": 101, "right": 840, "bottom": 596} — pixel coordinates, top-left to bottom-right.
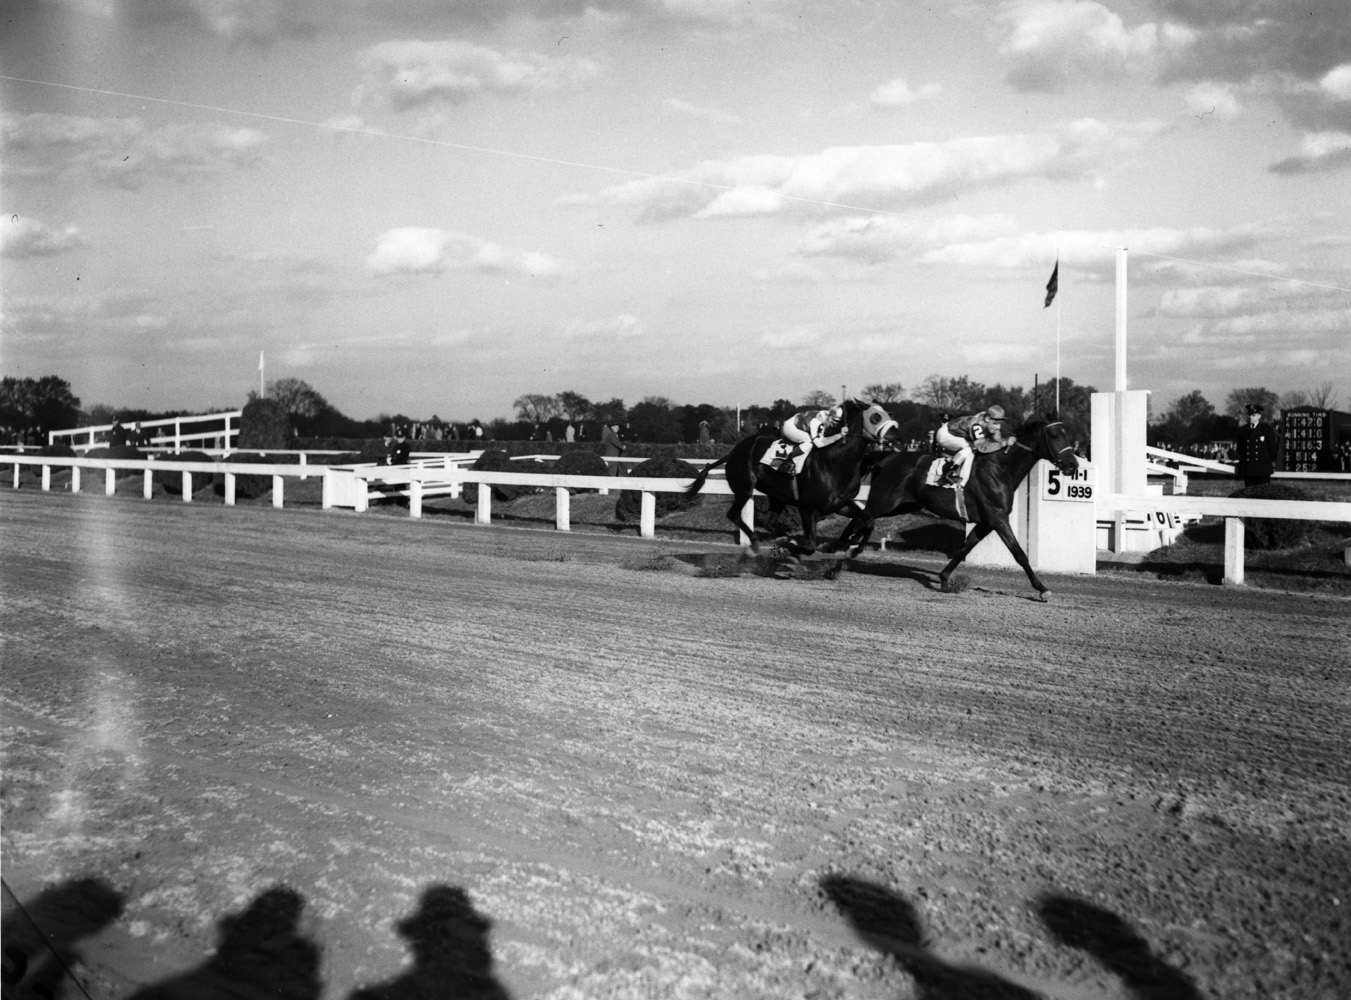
{"left": 8, "top": 453, "right": 1350, "bottom": 576}
{"left": 1098, "top": 493, "right": 1351, "bottom": 585}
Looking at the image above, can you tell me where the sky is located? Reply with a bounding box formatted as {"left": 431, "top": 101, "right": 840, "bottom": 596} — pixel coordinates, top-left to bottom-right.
{"left": 2, "top": 0, "right": 1349, "bottom": 423}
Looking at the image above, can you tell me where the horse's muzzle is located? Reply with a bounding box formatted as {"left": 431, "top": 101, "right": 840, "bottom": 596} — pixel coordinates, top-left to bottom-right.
{"left": 1056, "top": 454, "right": 1080, "bottom": 474}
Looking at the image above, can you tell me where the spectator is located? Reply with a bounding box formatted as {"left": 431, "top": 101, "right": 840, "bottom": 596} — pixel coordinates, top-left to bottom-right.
{"left": 1235, "top": 403, "right": 1277, "bottom": 487}
{"left": 698, "top": 420, "right": 712, "bottom": 446}
{"left": 601, "top": 422, "right": 625, "bottom": 475}
{"left": 384, "top": 425, "right": 412, "bottom": 466}
{"left": 565, "top": 422, "right": 576, "bottom": 443}
{"left": 108, "top": 420, "right": 130, "bottom": 447}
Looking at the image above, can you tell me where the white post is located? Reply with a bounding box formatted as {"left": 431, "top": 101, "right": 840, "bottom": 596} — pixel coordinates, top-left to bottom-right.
{"left": 225, "top": 472, "right": 237, "bottom": 505}
{"left": 410, "top": 480, "right": 423, "bottom": 519}
{"left": 1224, "top": 517, "right": 1245, "bottom": 585}
{"left": 181, "top": 470, "right": 192, "bottom": 501}
{"left": 1115, "top": 247, "right": 1128, "bottom": 392}
{"left": 42, "top": 466, "right": 51, "bottom": 491}
{"left": 71, "top": 467, "right": 81, "bottom": 493}
{"left": 272, "top": 476, "right": 284, "bottom": 509}
{"left": 143, "top": 470, "right": 152, "bottom": 499}
{"left": 299, "top": 453, "right": 308, "bottom": 479}
{"left": 555, "top": 487, "right": 571, "bottom": 531}
{"left": 476, "top": 483, "right": 492, "bottom": 524}
{"left": 322, "top": 468, "right": 333, "bottom": 509}
{"left": 175, "top": 418, "right": 183, "bottom": 451}
{"left": 105, "top": 468, "right": 115, "bottom": 496}
{"left": 640, "top": 492, "right": 656, "bottom": 538}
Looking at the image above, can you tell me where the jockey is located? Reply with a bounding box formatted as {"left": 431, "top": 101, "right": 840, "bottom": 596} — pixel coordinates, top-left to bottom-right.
{"left": 935, "top": 405, "right": 1006, "bottom": 487}
{"left": 778, "top": 404, "right": 846, "bottom": 474}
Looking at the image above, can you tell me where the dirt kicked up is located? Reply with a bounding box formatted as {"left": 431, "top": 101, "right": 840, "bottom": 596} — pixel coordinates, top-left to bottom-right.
{"left": 2, "top": 490, "right": 1348, "bottom": 1000}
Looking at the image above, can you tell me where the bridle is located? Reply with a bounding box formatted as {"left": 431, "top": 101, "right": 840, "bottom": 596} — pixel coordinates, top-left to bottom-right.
{"left": 839, "top": 404, "right": 898, "bottom": 445}
{"left": 1010, "top": 420, "right": 1076, "bottom": 465}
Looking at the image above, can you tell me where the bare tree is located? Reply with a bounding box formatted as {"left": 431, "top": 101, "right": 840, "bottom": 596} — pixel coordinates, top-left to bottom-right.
{"left": 862, "top": 381, "right": 905, "bottom": 403}
{"left": 913, "top": 374, "right": 985, "bottom": 412}
{"left": 802, "top": 389, "right": 837, "bottom": 407}
{"left": 513, "top": 393, "right": 559, "bottom": 422}
{"left": 1306, "top": 381, "right": 1338, "bottom": 409}
{"left": 1278, "top": 390, "right": 1309, "bottom": 413}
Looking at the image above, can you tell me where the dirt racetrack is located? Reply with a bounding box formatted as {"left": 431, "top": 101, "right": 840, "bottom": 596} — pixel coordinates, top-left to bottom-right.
{"left": 2, "top": 490, "right": 1348, "bottom": 1000}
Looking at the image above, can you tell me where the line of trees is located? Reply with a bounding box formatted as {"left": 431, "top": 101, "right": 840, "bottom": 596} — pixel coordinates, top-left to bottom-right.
{"left": 1150, "top": 382, "right": 1342, "bottom": 451}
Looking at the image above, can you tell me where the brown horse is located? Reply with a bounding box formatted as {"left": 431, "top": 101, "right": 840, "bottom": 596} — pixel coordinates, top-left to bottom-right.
{"left": 833, "top": 419, "right": 1079, "bottom": 599}
{"left": 683, "top": 399, "right": 899, "bottom": 554}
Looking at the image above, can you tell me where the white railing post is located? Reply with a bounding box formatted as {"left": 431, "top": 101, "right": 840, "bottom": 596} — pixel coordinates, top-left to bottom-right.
{"left": 299, "top": 453, "right": 308, "bottom": 480}
{"left": 105, "top": 468, "right": 116, "bottom": 496}
{"left": 640, "top": 492, "right": 657, "bottom": 538}
{"left": 556, "top": 487, "right": 570, "bottom": 531}
{"left": 1224, "top": 517, "right": 1245, "bottom": 586}
{"left": 181, "top": 470, "right": 192, "bottom": 501}
{"left": 410, "top": 480, "right": 423, "bottom": 519}
{"left": 175, "top": 419, "right": 182, "bottom": 451}
{"left": 143, "top": 470, "right": 152, "bottom": 499}
{"left": 71, "top": 467, "right": 81, "bottom": 493}
{"left": 322, "top": 468, "right": 333, "bottom": 509}
{"left": 476, "top": 483, "right": 492, "bottom": 524}
{"left": 355, "top": 477, "right": 369, "bottom": 513}
{"left": 272, "top": 475, "right": 284, "bottom": 508}
{"left": 738, "top": 498, "right": 755, "bottom": 547}
{"left": 42, "top": 466, "right": 51, "bottom": 492}
{"left": 224, "top": 472, "right": 236, "bottom": 505}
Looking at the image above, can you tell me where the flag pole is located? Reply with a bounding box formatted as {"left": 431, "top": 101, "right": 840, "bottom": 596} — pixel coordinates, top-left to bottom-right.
{"left": 1043, "top": 256, "right": 1061, "bottom": 415}
{"left": 259, "top": 350, "right": 265, "bottom": 398}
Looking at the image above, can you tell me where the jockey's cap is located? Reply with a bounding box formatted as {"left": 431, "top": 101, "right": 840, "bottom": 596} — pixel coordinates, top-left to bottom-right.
{"left": 986, "top": 404, "right": 1006, "bottom": 419}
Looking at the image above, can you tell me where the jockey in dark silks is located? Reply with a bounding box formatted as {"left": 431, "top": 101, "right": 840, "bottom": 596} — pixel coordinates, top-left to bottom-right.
{"left": 935, "top": 405, "right": 1005, "bottom": 487}
{"left": 777, "top": 404, "right": 845, "bottom": 475}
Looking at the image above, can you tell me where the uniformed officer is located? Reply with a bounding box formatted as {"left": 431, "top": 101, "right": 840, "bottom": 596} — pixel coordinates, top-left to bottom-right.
{"left": 1235, "top": 403, "right": 1277, "bottom": 487}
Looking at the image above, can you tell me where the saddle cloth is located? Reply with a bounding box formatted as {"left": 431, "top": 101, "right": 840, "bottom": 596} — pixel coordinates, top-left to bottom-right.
{"left": 760, "top": 438, "right": 806, "bottom": 475}
{"left": 923, "top": 457, "right": 968, "bottom": 520}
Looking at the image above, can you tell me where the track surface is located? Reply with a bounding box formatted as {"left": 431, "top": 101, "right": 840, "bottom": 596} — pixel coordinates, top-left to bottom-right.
{"left": 2, "top": 491, "right": 1348, "bottom": 999}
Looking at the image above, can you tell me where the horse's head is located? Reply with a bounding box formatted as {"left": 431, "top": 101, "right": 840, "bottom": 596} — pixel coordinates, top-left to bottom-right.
{"left": 1037, "top": 420, "right": 1079, "bottom": 474}
{"left": 844, "top": 398, "right": 900, "bottom": 444}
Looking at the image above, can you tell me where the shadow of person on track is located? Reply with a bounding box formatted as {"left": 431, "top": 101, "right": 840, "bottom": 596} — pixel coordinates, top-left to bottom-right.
{"left": 1037, "top": 893, "right": 1201, "bottom": 1000}
{"left": 349, "top": 885, "right": 512, "bottom": 1000}
{"left": 820, "top": 875, "right": 1039, "bottom": 999}
{"left": 126, "top": 884, "right": 322, "bottom": 1000}
{"left": 2, "top": 875, "right": 125, "bottom": 1000}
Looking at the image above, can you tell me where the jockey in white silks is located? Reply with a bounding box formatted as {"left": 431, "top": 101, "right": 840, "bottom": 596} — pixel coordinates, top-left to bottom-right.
{"left": 934, "top": 405, "right": 1006, "bottom": 487}
{"left": 778, "top": 405, "right": 846, "bottom": 475}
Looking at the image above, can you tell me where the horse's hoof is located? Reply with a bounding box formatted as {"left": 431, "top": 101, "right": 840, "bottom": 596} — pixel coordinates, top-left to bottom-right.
{"left": 1036, "top": 590, "right": 1051, "bottom": 602}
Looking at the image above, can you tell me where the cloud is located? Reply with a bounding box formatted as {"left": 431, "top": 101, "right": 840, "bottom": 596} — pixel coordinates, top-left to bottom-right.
{"left": 559, "top": 313, "right": 643, "bottom": 339}
{"left": 1, "top": 217, "right": 84, "bottom": 258}
{"left": 118, "top": 0, "right": 316, "bottom": 45}
{"left": 758, "top": 324, "right": 821, "bottom": 349}
{"left": 996, "top": 0, "right": 1194, "bottom": 92}
{"left": 358, "top": 39, "right": 601, "bottom": 111}
{"left": 0, "top": 113, "right": 265, "bottom": 189}
{"left": 367, "top": 227, "right": 562, "bottom": 277}
{"left": 869, "top": 78, "right": 942, "bottom": 107}
{"left": 663, "top": 98, "right": 742, "bottom": 124}
{"left": 1270, "top": 131, "right": 1351, "bottom": 174}
{"left": 794, "top": 212, "right": 1261, "bottom": 276}
{"left": 569, "top": 118, "right": 1163, "bottom": 221}
{"left": 1184, "top": 81, "right": 1242, "bottom": 120}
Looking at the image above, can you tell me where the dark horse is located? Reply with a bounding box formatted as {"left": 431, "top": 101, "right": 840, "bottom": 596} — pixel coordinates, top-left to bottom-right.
{"left": 683, "top": 399, "right": 899, "bottom": 555}
{"left": 834, "top": 418, "right": 1079, "bottom": 599}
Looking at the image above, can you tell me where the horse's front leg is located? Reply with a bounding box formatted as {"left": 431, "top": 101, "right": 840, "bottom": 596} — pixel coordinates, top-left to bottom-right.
{"left": 989, "top": 516, "right": 1051, "bottom": 600}
{"left": 939, "top": 523, "right": 993, "bottom": 591}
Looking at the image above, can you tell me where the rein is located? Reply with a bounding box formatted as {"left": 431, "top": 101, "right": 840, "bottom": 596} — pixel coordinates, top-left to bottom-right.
{"left": 1009, "top": 421, "right": 1074, "bottom": 460}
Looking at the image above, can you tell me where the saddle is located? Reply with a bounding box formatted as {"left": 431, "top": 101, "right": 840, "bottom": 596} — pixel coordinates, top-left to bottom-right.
{"left": 923, "top": 457, "right": 969, "bottom": 520}
{"left": 760, "top": 438, "right": 807, "bottom": 475}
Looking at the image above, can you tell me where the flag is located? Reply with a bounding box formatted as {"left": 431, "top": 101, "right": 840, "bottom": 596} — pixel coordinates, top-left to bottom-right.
{"left": 1043, "top": 261, "right": 1059, "bottom": 308}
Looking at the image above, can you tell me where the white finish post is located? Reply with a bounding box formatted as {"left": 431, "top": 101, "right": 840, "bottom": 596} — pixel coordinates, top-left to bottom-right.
{"left": 71, "top": 467, "right": 81, "bottom": 493}
{"left": 640, "top": 492, "right": 656, "bottom": 538}
{"left": 42, "top": 466, "right": 52, "bottom": 491}
{"left": 272, "top": 476, "right": 284, "bottom": 508}
{"left": 476, "top": 483, "right": 492, "bottom": 524}
{"left": 410, "top": 480, "right": 423, "bottom": 519}
{"left": 1224, "top": 517, "right": 1245, "bottom": 585}
{"left": 738, "top": 498, "right": 755, "bottom": 547}
{"left": 181, "top": 470, "right": 192, "bottom": 501}
{"left": 555, "top": 487, "right": 571, "bottom": 531}
{"left": 225, "top": 473, "right": 236, "bottom": 505}
{"left": 143, "top": 470, "right": 152, "bottom": 499}
{"left": 105, "top": 468, "right": 116, "bottom": 496}
{"left": 1115, "top": 247, "right": 1128, "bottom": 392}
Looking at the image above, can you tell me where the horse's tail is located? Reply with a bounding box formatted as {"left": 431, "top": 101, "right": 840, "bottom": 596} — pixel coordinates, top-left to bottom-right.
{"left": 683, "top": 454, "right": 729, "bottom": 498}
